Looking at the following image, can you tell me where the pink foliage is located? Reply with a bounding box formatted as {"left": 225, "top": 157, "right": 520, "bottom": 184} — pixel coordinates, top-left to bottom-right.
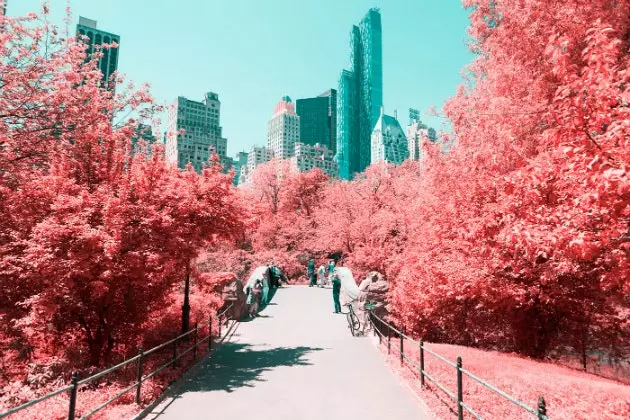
{"left": 383, "top": 0, "right": 630, "bottom": 361}
{"left": 0, "top": 6, "right": 244, "bottom": 415}
{"left": 239, "top": 160, "right": 330, "bottom": 281}
{"left": 3, "top": 0, "right": 630, "bottom": 417}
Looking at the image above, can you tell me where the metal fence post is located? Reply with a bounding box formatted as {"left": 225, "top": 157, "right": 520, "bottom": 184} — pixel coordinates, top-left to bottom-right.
{"left": 135, "top": 346, "right": 144, "bottom": 404}
{"left": 400, "top": 333, "right": 404, "bottom": 365}
{"left": 193, "top": 323, "right": 198, "bottom": 361}
{"left": 387, "top": 324, "right": 391, "bottom": 355}
{"left": 538, "top": 396, "right": 547, "bottom": 419}
{"left": 172, "top": 333, "right": 178, "bottom": 368}
{"left": 419, "top": 339, "right": 425, "bottom": 387}
{"left": 376, "top": 315, "right": 381, "bottom": 344}
{"left": 218, "top": 314, "right": 222, "bottom": 338}
{"left": 457, "top": 356, "right": 463, "bottom": 420}
{"left": 208, "top": 316, "right": 213, "bottom": 352}
{"left": 67, "top": 371, "right": 79, "bottom": 420}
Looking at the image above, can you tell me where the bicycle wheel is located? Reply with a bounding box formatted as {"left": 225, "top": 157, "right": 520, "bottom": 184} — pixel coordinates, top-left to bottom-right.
{"left": 346, "top": 311, "right": 354, "bottom": 335}
{"left": 352, "top": 313, "right": 360, "bottom": 332}
{"left": 349, "top": 312, "right": 360, "bottom": 336}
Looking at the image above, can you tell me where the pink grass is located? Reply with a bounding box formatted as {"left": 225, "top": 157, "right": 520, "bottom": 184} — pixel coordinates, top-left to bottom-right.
{"left": 373, "top": 333, "right": 630, "bottom": 419}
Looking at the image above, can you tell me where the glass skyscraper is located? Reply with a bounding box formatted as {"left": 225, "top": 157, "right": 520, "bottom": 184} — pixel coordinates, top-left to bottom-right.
{"left": 296, "top": 89, "right": 337, "bottom": 154}
{"left": 336, "top": 8, "right": 383, "bottom": 180}
{"left": 336, "top": 70, "right": 357, "bottom": 180}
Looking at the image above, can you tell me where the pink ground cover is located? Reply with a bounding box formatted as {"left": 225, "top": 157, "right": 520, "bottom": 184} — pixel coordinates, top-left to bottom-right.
{"left": 373, "top": 335, "right": 630, "bottom": 419}
{"left": 1, "top": 340, "right": 207, "bottom": 419}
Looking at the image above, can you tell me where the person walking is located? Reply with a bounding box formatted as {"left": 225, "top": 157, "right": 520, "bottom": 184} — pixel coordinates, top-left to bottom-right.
{"left": 268, "top": 260, "right": 280, "bottom": 288}
{"left": 331, "top": 270, "right": 342, "bottom": 313}
{"left": 245, "top": 286, "right": 254, "bottom": 319}
{"left": 307, "top": 259, "right": 316, "bottom": 287}
{"left": 273, "top": 264, "right": 287, "bottom": 286}
{"left": 327, "top": 259, "right": 336, "bottom": 284}
{"left": 317, "top": 265, "right": 326, "bottom": 287}
{"left": 269, "top": 261, "right": 286, "bottom": 288}
{"left": 249, "top": 280, "right": 263, "bottom": 318}
{"left": 261, "top": 270, "right": 270, "bottom": 306}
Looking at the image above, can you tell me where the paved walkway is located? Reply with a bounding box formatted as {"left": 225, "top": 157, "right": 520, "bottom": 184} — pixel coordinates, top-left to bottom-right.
{"left": 146, "top": 285, "right": 430, "bottom": 420}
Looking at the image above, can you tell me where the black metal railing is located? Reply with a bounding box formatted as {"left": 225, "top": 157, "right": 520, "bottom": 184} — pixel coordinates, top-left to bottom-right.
{"left": 0, "top": 303, "right": 235, "bottom": 420}
{"left": 368, "top": 311, "right": 550, "bottom": 420}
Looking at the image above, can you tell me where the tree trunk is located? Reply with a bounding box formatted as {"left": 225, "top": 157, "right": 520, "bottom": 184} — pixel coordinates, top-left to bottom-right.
{"left": 88, "top": 328, "right": 104, "bottom": 367}
{"left": 87, "top": 314, "right": 107, "bottom": 367}
{"left": 581, "top": 327, "right": 588, "bottom": 371}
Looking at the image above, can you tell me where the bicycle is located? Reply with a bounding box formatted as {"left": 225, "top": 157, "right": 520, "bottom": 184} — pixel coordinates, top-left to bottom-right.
{"left": 344, "top": 302, "right": 361, "bottom": 336}
{"left": 345, "top": 301, "right": 378, "bottom": 336}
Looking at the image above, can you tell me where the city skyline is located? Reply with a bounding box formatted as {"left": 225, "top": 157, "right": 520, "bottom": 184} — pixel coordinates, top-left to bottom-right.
{"left": 7, "top": 0, "right": 472, "bottom": 157}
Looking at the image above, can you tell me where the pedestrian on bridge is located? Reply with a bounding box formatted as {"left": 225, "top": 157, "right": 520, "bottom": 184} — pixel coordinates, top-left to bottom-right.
{"left": 245, "top": 286, "right": 254, "bottom": 318}
{"left": 261, "top": 270, "right": 270, "bottom": 306}
{"left": 317, "top": 265, "right": 326, "bottom": 287}
{"left": 332, "top": 270, "right": 342, "bottom": 313}
{"left": 307, "top": 259, "right": 316, "bottom": 287}
{"left": 268, "top": 260, "right": 277, "bottom": 288}
{"left": 327, "top": 259, "right": 336, "bottom": 284}
{"left": 246, "top": 281, "right": 262, "bottom": 318}
{"left": 268, "top": 261, "right": 286, "bottom": 288}
{"left": 252, "top": 279, "right": 262, "bottom": 315}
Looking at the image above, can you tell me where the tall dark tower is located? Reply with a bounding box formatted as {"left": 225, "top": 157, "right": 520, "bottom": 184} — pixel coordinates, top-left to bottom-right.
{"left": 319, "top": 89, "right": 337, "bottom": 154}
{"left": 76, "top": 17, "right": 120, "bottom": 90}
{"left": 336, "top": 8, "right": 383, "bottom": 180}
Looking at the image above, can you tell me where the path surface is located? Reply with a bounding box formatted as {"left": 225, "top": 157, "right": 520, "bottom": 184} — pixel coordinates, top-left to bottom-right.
{"left": 146, "top": 285, "right": 430, "bottom": 420}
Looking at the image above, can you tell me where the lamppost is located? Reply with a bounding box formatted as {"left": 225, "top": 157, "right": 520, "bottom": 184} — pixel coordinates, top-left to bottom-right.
{"left": 181, "top": 266, "right": 191, "bottom": 334}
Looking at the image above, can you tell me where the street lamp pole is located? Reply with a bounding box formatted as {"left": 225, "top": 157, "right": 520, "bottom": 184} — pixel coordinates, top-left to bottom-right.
{"left": 181, "top": 266, "right": 191, "bottom": 335}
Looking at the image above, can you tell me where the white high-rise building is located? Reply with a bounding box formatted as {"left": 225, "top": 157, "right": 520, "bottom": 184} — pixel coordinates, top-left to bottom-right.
{"left": 407, "top": 120, "right": 430, "bottom": 161}
{"left": 371, "top": 108, "right": 408, "bottom": 165}
{"left": 291, "top": 142, "right": 338, "bottom": 178}
{"left": 406, "top": 109, "right": 437, "bottom": 161}
{"left": 166, "top": 92, "right": 228, "bottom": 173}
{"left": 247, "top": 145, "right": 272, "bottom": 174}
{"left": 268, "top": 96, "right": 300, "bottom": 159}
{"left": 237, "top": 146, "right": 272, "bottom": 186}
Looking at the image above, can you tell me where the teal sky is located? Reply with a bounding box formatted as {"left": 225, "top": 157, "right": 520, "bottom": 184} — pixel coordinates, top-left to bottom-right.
{"left": 9, "top": 0, "right": 473, "bottom": 156}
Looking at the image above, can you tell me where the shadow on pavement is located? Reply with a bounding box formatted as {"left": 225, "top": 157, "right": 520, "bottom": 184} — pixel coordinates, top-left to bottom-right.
{"left": 241, "top": 314, "right": 273, "bottom": 322}
{"left": 175, "top": 343, "right": 324, "bottom": 394}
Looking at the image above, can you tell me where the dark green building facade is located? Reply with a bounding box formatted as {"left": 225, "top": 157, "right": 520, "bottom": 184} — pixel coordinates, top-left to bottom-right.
{"left": 296, "top": 89, "right": 337, "bottom": 154}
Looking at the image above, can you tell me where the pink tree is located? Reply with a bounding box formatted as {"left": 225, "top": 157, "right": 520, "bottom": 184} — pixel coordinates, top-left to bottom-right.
{"left": 389, "top": 0, "right": 629, "bottom": 358}
{"left": 0, "top": 8, "right": 245, "bottom": 377}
